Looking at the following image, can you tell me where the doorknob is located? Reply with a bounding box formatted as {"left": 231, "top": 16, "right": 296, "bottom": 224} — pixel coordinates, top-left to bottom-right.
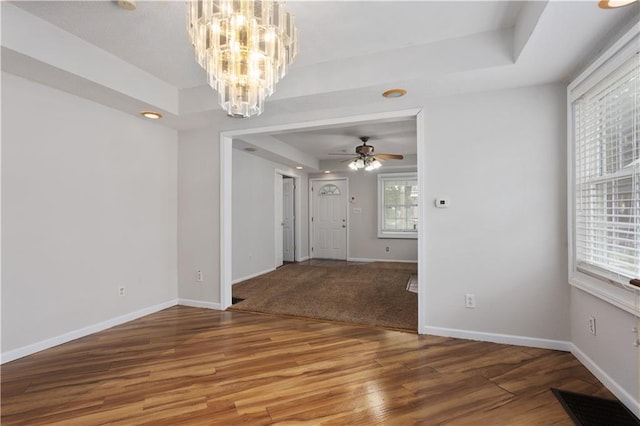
{"left": 281, "top": 222, "right": 285, "bottom": 226}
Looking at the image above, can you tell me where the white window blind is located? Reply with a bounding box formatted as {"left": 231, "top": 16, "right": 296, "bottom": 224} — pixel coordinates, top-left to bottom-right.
{"left": 573, "top": 52, "right": 639, "bottom": 281}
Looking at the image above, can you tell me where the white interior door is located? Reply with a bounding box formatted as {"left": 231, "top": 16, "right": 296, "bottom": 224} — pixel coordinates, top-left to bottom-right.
{"left": 275, "top": 173, "right": 284, "bottom": 267}
{"left": 283, "top": 177, "right": 295, "bottom": 262}
{"left": 311, "top": 179, "right": 347, "bottom": 260}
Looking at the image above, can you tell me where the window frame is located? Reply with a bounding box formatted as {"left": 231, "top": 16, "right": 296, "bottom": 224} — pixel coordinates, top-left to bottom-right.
{"left": 377, "top": 172, "right": 418, "bottom": 239}
{"left": 567, "top": 23, "right": 639, "bottom": 315}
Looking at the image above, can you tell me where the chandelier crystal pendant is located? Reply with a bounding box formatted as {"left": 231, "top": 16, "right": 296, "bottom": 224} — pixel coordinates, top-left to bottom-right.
{"left": 187, "top": 0, "right": 298, "bottom": 118}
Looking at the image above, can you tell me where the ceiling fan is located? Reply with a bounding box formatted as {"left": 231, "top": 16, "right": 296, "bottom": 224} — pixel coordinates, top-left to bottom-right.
{"left": 328, "top": 136, "right": 404, "bottom": 170}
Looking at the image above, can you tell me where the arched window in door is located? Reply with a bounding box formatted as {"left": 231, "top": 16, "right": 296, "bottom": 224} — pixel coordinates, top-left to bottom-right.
{"left": 318, "top": 184, "right": 341, "bottom": 196}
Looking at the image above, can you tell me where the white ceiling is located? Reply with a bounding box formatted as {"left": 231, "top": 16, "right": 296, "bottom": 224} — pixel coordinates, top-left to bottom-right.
{"left": 11, "top": 1, "right": 525, "bottom": 89}
{"left": 272, "top": 118, "right": 418, "bottom": 159}
{"left": 3, "top": 0, "right": 638, "bottom": 170}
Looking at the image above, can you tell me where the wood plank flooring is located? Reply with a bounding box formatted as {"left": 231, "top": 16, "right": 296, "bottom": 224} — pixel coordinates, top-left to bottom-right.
{"left": 1, "top": 306, "right": 615, "bottom": 425}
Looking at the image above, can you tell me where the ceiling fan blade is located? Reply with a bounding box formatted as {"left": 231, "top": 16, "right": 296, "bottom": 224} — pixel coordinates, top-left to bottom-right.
{"left": 328, "top": 153, "right": 356, "bottom": 156}
{"left": 376, "top": 154, "right": 404, "bottom": 160}
{"left": 340, "top": 157, "right": 358, "bottom": 163}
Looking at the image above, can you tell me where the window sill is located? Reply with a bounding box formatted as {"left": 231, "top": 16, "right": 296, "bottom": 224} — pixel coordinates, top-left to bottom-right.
{"left": 378, "top": 232, "right": 417, "bottom": 240}
{"left": 570, "top": 273, "right": 640, "bottom": 317}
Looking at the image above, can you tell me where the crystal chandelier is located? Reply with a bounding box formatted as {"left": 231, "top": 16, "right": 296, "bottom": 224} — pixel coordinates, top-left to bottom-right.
{"left": 187, "top": 0, "right": 298, "bottom": 118}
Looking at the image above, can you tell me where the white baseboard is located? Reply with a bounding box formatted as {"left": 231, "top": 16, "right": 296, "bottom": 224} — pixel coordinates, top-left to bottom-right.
{"left": 0, "top": 299, "right": 178, "bottom": 364}
{"left": 232, "top": 267, "right": 276, "bottom": 285}
{"left": 347, "top": 257, "right": 418, "bottom": 263}
{"left": 423, "top": 325, "right": 572, "bottom": 352}
{"left": 571, "top": 344, "right": 640, "bottom": 418}
{"left": 177, "top": 298, "right": 222, "bottom": 310}
{"left": 297, "top": 256, "right": 310, "bottom": 262}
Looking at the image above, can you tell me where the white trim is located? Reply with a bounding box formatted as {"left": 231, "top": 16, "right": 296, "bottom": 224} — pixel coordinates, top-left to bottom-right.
{"left": 274, "top": 172, "right": 284, "bottom": 267}
{"left": 298, "top": 256, "right": 310, "bottom": 262}
{"left": 370, "top": 164, "right": 417, "bottom": 171}
{"left": 220, "top": 133, "right": 233, "bottom": 310}
{"left": 347, "top": 257, "right": 417, "bottom": 263}
{"left": 377, "top": 172, "right": 418, "bottom": 239}
{"left": 568, "top": 22, "right": 640, "bottom": 101}
{"left": 571, "top": 343, "right": 640, "bottom": 418}
{"left": 567, "top": 22, "right": 640, "bottom": 314}
{"left": 570, "top": 278, "right": 640, "bottom": 317}
{"left": 0, "top": 299, "right": 178, "bottom": 364}
{"left": 275, "top": 169, "right": 303, "bottom": 264}
{"left": 416, "top": 109, "right": 427, "bottom": 335}
{"left": 177, "top": 298, "right": 222, "bottom": 311}
{"left": 218, "top": 109, "right": 423, "bottom": 139}
{"left": 232, "top": 267, "right": 277, "bottom": 285}
{"left": 219, "top": 109, "right": 425, "bottom": 335}
{"left": 424, "top": 326, "right": 572, "bottom": 352}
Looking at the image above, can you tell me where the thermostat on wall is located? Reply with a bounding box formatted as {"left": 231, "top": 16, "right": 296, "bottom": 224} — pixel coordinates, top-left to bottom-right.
{"left": 435, "top": 198, "right": 450, "bottom": 208}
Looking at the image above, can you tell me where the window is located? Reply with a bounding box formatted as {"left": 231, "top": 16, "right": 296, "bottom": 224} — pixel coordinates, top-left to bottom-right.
{"left": 318, "top": 184, "right": 340, "bottom": 196}
{"left": 378, "top": 173, "right": 418, "bottom": 239}
{"left": 570, "top": 36, "right": 639, "bottom": 287}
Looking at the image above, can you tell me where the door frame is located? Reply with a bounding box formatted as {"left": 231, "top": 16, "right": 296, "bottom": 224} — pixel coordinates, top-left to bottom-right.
{"left": 309, "top": 177, "right": 349, "bottom": 260}
{"left": 220, "top": 108, "right": 426, "bottom": 334}
{"left": 275, "top": 173, "right": 284, "bottom": 267}
{"left": 275, "top": 171, "right": 299, "bottom": 266}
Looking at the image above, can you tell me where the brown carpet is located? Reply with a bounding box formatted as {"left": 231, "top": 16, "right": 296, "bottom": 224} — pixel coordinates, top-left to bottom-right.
{"left": 230, "top": 261, "right": 418, "bottom": 331}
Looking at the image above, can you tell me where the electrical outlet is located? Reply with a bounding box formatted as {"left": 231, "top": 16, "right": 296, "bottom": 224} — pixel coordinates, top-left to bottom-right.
{"left": 119, "top": 286, "right": 125, "bottom": 297}
{"left": 589, "top": 316, "right": 596, "bottom": 335}
{"left": 465, "top": 293, "right": 475, "bottom": 308}
{"left": 196, "top": 270, "right": 204, "bottom": 282}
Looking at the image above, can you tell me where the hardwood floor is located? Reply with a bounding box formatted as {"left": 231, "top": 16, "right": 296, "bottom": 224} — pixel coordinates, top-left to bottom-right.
{"left": 1, "top": 306, "right": 615, "bottom": 425}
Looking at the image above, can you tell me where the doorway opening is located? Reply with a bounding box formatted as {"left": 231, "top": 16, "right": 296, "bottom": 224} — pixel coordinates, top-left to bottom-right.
{"left": 276, "top": 173, "right": 296, "bottom": 267}
{"left": 220, "top": 108, "right": 426, "bottom": 333}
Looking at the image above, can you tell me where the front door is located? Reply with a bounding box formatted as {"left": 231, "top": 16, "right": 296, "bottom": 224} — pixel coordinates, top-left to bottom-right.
{"left": 311, "top": 179, "right": 347, "bottom": 260}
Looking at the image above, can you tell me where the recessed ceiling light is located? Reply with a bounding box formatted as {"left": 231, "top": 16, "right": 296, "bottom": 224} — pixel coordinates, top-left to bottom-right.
{"left": 324, "top": 170, "right": 331, "bottom": 174}
{"left": 382, "top": 88, "right": 407, "bottom": 98}
{"left": 598, "top": 0, "right": 636, "bottom": 8}
{"left": 116, "top": 0, "right": 136, "bottom": 11}
{"left": 295, "top": 166, "right": 303, "bottom": 170}
{"left": 140, "top": 111, "right": 162, "bottom": 119}
{"left": 244, "top": 147, "right": 257, "bottom": 152}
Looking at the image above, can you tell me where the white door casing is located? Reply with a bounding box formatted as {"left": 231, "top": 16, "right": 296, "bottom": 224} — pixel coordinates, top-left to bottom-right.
{"left": 283, "top": 177, "right": 295, "bottom": 262}
{"left": 220, "top": 108, "right": 424, "bottom": 333}
{"left": 311, "top": 179, "right": 347, "bottom": 260}
{"left": 275, "top": 173, "right": 284, "bottom": 267}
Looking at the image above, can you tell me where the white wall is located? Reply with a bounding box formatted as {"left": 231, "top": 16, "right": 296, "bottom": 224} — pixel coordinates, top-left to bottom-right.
{"left": 571, "top": 287, "right": 640, "bottom": 414}
{"left": 177, "top": 83, "right": 570, "bottom": 344}
{"left": 311, "top": 167, "right": 418, "bottom": 262}
{"left": 177, "top": 127, "right": 220, "bottom": 304}
{"left": 1, "top": 72, "right": 178, "bottom": 355}
{"left": 422, "top": 84, "right": 570, "bottom": 342}
{"left": 232, "top": 148, "right": 309, "bottom": 282}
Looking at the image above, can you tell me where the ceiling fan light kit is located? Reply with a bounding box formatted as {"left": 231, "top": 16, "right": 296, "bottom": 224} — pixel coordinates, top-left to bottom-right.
{"left": 187, "top": 0, "right": 298, "bottom": 118}
{"left": 333, "top": 136, "right": 403, "bottom": 172}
